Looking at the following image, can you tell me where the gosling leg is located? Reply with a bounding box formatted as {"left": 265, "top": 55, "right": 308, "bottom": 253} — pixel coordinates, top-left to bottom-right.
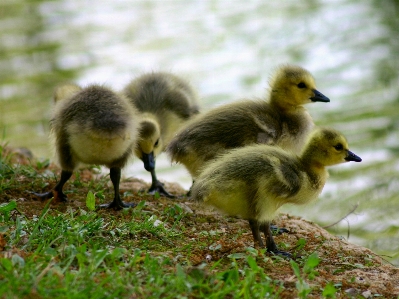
{"left": 261, "top": 222, "right": 291, "bottom": 258}
{"left": 249, "top": 219, "right": 264, "bottom": 247}
{"left": 99, "top": 167, "right": 136, "bottom": 210}
{"left": 148, "top": 169, "right": 175, "bottom": 198}
{"left": 31, "top": 170, "right": 72, "bottom": 202}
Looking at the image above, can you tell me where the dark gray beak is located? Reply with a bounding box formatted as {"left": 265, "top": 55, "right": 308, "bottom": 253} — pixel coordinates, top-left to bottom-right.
{"left": 345, "top": 150, "right": 362, "bottom": 162}
{"left": 142, "top": 152, "right": 155, "bottom": 171}
{"left": 310, "top": 89, "right": 330, "bottom": 102}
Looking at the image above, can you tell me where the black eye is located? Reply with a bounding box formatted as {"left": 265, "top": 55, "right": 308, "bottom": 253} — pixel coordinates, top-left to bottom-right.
{"left": 334, "top": 143, "right": 343, "bottom": 151}
{"left": 297, "top": 82, "right": 306, "bottom": 89}
{"left": 154, "top": 139, "right": 159, "bottom": 147}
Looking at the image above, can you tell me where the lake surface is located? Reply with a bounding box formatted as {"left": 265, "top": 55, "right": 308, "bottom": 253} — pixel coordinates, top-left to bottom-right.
{"left": 1, "top": 0, "right": 398, "bottom": 265}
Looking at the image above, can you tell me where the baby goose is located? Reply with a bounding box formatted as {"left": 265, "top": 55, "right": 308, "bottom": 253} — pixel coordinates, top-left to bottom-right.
{"left": 33, "top": 84, "right": 140, "bottom": 209}
{"left": 167, "top": 64, "right": 329, "bottom": 181}
{"left": 123, "top": 72, "right": 199, "bottom": 197}
{"left": 191, "top": 127, "right": 362, "bottom": 256}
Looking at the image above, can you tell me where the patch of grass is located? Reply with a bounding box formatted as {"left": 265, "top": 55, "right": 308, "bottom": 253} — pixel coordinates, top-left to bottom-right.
{"left": 290, "top": 253, "right": 321, "bottom": 298}
{"left": 0, "top": 200, "right": 282, "bottom": 298}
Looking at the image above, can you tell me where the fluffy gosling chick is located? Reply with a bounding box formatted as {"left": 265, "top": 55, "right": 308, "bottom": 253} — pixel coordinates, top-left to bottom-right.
{"left": 123, "top": 72, "right": 199, "bottom": 197}
{"left": 33, "top": 84, "right": 140, "bottom": 209}
{"left": 167, "top": 64, "right": 329, "bottom": 181}
{"left": 191, "top": 127, "right": 362, "bottom": 256}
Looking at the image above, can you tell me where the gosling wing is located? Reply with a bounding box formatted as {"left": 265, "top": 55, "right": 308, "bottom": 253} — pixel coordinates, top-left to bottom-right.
{"left": 255, "top": 153, "right": 303, "bottom": 200}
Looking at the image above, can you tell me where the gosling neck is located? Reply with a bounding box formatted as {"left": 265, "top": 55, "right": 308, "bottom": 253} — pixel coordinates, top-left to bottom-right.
{"left": 299, "top": 147, "right": 328, "bottom": 188}
{"left": 269, "top": 91, "right": 304, "bottom": 113}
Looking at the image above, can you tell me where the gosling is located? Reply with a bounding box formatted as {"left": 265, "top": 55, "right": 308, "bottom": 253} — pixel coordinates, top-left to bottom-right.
{"left": 191, "top": 127, "right": 362, "bottom": 257}
{"left": 123, "top": 72, "right": 199, "bottom": 197}
{"left": 167, "top": 64, "right": 330, "bottom": 181}
{"left": 33, "top": 84, "right": 140, "bottom": 209}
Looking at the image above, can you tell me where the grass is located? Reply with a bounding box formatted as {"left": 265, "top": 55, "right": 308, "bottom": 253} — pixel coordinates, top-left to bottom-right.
{"left": 1, "top": 144, "right": 398, "bottom": 298}
{"left": 0, "top": 203, "right": 282, "bottom": 298}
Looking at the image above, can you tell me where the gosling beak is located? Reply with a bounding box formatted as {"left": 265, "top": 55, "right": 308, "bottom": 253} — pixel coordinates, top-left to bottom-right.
{"left": 142, "top": 152, "right": 155, "bottom": 171}
{"left": 310, "top": 89, "right": 330, "bottom": 103}
{"left": 345, "top": 150, "right": 362, "bottom": 162}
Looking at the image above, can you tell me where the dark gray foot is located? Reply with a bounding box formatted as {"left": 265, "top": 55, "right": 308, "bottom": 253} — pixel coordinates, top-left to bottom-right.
{"left": 270, "top": 225, "right": 289, "bottom": 234}
{"left": 148, "top": 180, "right": 175, "bottom": 198}
{"left": 30, "top": 170, "right": 72, "bottom": 203}
{"left": 98, "top": 199, "right": 136, "bottom": 210}
{"left": 259, "top": 221, "right": 292, "bottom": 259}
{"left": 268, "top": 249, "right": 292, "bottom": 258}
{"left": 101, "top": 167, "right": 136, "bottom": 210}
{"left": 30, "top": 190, "right": 68, "bottom": 202}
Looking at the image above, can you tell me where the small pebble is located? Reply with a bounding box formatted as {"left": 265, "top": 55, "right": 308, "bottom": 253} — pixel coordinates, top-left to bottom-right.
{"left": 345, "top": 288, "right": 358, "bottom": 296}
{"left": 153, "top": 220, "right": 163, "bottom": 227}
{"left": 361, "top": 290, "right": 372, "bottom": 298}
{"left": 205, "top": 254, "right": 212, "bottom": 262}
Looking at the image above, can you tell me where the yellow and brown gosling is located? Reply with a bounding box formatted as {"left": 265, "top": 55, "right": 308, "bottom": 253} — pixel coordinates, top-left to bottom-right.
{"left": 167, "top": 64, "right": 330, "bottom": 184}
{"left": 191, "top": 127, "right": 362, "bottom": 257}
{"left": 123, "top": 72, "right": 199, "bottom": 197}
{"left": 33, "top": 84, "right": 140, "bottom": 209}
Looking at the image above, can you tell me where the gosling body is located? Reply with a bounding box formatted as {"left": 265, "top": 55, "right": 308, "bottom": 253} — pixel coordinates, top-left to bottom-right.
{"left": 124, "top": 72, "right": 199, "bottom": 197}
{"left": 191, "top": 128, "right": 362, "bottom": 256}
{"left": 167, "top": 65, "right": 329, "bottom": 180}
{"left": 33, "top": 84, "right": 140, "bottom": 209}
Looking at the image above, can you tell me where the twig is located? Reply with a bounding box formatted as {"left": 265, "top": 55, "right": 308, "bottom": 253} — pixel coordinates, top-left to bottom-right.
{"left": 322, "top": 202, "right": 359, "bottom": 229}
{"left": 346, "top": 218, "right": 350, "bottom": 240}
{"left": 371, "top": 253, "right": 396, "bottom": 267}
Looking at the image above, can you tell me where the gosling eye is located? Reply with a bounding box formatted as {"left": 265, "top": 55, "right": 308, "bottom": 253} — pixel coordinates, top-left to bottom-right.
{"left": 154, "top": 139, "right": 159, "bottom": 147}
{"left": 334, "top": 143, "right": 343, "bottom": 151}
{"left": 297, "top": 82, "right": 306, "bottom": 89}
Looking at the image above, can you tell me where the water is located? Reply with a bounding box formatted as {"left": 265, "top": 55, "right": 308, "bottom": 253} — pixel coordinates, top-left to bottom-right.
{"left": 1, "top": 0, "right": 398, "bottom": 265}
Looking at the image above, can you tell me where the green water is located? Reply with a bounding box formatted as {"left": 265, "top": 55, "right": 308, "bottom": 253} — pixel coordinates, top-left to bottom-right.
{"left": 1, "top": 0, "right": 398, "bottom": 265}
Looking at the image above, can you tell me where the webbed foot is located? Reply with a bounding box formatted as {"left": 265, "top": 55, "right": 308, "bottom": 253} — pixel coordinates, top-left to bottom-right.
{"left": 268, "top": 249, "right": 292, "bottom": 258}
{"left": 270, "top": 225, "right": 289, "bottom": 235}
{"left": 30, "top": 191, "right": 54, "bottom": 200}
{"left": 148, "top": 180, "right": 175, "bottom": 198}
{"left": 98, "top": 198, "right": 136, "bottom": 210}
{"left": 30, "top": 190, "right": 68, "bottom": 202}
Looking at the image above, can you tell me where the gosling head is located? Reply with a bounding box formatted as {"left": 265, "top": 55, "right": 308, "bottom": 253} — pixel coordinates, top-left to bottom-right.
{"left": 303, "top": 128, "right": 362, "bottom": 167}
{"left": 136, "top": 119, "right": 162, "bottom": 172}
{"left": 269, "top": 64, "right": 330, "bottom": 109}
{"left": 53, "top": 84, "right": 82, "bottom": 103}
